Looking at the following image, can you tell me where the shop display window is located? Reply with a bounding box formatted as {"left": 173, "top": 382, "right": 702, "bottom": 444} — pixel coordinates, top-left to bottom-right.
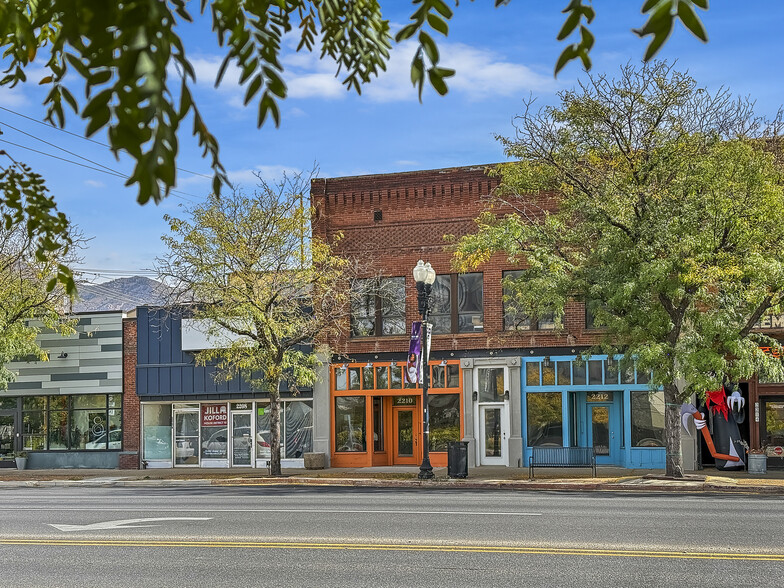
{"left": 335, "top": 396, "right": 366, "bottom": 452}
{"left": 143, "top": 404, "right": 172, "bottom": 460}
{"left": 630, "top": 391, "right": 665, "bottom": 447}
{"left": 428, "top": 394, "right": 460, "bottom": 452}
{"left": 527, "top": 392, "right": 563, "bottom": 447}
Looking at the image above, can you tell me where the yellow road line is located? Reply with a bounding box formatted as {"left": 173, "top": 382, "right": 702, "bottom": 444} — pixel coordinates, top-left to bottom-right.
{"left": 0, "top": 539, "right": 782, "bottom": 561}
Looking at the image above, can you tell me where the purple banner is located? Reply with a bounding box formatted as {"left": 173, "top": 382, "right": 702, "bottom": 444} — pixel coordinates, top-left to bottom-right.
{"left": 406, "top": 321, "right": 422, "bottom": 385}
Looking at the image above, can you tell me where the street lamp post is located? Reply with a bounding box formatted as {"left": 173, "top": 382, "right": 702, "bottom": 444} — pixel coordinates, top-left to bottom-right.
{"left": 413, "top": 259, "right": 436, "bottom": 480}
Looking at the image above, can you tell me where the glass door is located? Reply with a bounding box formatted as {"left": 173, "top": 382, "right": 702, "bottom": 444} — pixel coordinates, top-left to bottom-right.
{"left": 392, "top": 407, "right": 418, "bottom": 465}
{"left": 0, "top": 414, "right": 15, "bottom": 458}
{"left": 174, "top": 410, "right": 199, "bottom": 466}
{"left": 588, "top": 404, "right": 618, "bottom": 464}
{"left": 231, "top": 412, "right": 253, "bottom": 467}
{"left": 479, "top": 405, "right": 507, "bottom": 465}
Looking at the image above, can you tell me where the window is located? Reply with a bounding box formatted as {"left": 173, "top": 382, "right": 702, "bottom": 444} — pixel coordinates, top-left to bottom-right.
{"left": 429, "top": 394, "right": 460, "bottom": 452}
{"left": 527, "top": 392, "right": 563, "bottom": 447}
{"left": 631, "top": 391, "right": 665, "bottom": 447}
{"left": 431, "top": 273, "right": 484, "bottom": 334}
{"left": 502, "top": 270, "right": 554, "bottom": 331}
{"left": 335, "top": 397, "right": 366, "bottom": 452}
{"left": 351, "top": 277, "right": 405, "bottom": 337}
{"left": 143, "top": 404, "right": 172, "bottom": 460}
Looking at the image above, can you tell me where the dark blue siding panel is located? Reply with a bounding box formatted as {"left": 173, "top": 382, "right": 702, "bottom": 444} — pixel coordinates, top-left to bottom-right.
{"left": 160, "top": 368, "right": 171, "bottom": 396}
{"left": 171, "top": 366, "right": 182, "bottom": 396}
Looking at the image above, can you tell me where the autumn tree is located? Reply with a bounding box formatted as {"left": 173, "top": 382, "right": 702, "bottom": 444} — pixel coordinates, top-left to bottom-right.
{"left": 453, "top": 62, "right": 784, "bottom": 477}
{"left": 0, "top": 183, "right": 78, "bottom": 386}
{"left": 156, "top": 171, "right": 359, "bottom": 475}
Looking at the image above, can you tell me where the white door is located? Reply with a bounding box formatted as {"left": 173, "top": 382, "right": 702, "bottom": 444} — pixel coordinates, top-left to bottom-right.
{"left": 475, "top": 367, "right": 510, "bottom": 466}
{"left": 479, "top": 405, "right": 508, "bottom": 465}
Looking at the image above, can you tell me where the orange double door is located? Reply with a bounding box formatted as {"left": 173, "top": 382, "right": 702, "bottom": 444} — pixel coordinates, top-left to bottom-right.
{"left": 372, "top": 395, "right": 421, "bottom": 466}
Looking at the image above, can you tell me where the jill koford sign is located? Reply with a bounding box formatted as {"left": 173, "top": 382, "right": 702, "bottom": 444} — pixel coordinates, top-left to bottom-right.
{"left": 201, "top": 404, "right": 228, "bottom": 427}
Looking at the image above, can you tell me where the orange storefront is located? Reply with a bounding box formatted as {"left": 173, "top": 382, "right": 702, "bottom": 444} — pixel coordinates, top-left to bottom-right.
{"left": 330, "top": 360, "right": 463, "bottom": 468}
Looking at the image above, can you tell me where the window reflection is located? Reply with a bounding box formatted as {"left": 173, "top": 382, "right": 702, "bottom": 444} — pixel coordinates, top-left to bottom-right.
{"left": 527, "top": 393, "right": 562, "bottom": 447}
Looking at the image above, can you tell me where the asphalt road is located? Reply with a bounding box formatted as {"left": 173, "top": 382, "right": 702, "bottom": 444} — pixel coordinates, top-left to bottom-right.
{"left": 1, "top": 485, "right": 783, "bottom": 587}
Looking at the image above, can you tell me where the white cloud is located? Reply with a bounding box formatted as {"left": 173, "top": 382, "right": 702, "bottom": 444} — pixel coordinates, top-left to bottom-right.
{"left": 185, "top": 40, "right": 556, "bottom": 106}
{"left": 84, "top": 180, "right": 106, "bottom": 188}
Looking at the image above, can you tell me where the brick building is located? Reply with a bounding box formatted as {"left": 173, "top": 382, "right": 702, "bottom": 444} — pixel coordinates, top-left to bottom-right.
{"left": 311, "top": 165, "right": 673, "bottom": 470}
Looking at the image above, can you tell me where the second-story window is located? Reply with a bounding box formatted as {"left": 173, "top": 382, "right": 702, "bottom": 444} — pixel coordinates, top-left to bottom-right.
{"left": 430, "top": 273, "right": 484, "bottom": 334}
{"left": 502, "top": 270, "right": 555, "bottom": 331}
{"left": 351, "top": 277, "right": 406, "bottom": 337}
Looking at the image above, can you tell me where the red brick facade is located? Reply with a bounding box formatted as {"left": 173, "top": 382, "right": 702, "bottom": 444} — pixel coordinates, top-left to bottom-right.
{"left": 120, "top": 317, "right": 140, "bottom": 469}
{"left": 311, "top": 164, "right": 600, "bottom": 357}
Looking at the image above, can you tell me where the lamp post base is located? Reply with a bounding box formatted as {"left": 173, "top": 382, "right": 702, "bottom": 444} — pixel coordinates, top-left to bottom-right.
{"left": 418, "top": 458, "right": 435, "bottom": 480}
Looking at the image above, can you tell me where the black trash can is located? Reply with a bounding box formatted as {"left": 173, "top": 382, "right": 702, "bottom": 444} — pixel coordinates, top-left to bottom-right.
{"left": 447, "top": 441, "right": 469, "bottom": 478}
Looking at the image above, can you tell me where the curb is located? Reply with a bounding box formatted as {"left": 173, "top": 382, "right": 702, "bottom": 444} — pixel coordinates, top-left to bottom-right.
{"left": 0, "top": 477, "right": 783, "bottom": 495}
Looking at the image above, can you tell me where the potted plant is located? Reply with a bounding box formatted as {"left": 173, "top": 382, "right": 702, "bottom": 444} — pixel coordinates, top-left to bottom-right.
{"left": 747, "top": 443, "right": 767, "bottom": 475}
{"left": 14, "top": 451, "right": 27, "bottom": 471}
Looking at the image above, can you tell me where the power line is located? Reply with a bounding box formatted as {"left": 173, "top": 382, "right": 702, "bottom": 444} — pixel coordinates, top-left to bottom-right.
{"left": 0, "top": 138, "right": 201, "bottom": 203}
{"left": 0, "top": 105, "right": 213, "bottom": 180}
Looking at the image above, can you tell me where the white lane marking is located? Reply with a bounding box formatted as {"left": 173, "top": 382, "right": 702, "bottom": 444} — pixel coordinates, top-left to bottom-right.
{"left": 48, "top": 517, "right": 212, "bottom": 532}
{"left": 22, "top": 508, "right": 540, "bottom": 516}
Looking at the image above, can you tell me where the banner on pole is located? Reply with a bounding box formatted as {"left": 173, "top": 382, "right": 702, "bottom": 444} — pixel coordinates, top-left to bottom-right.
{"left": 406, "top": 321, "right": 422, "bottom": 384}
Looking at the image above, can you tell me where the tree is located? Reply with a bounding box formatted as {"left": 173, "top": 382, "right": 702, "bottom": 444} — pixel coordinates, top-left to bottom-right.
{"left": 452, "top": 62, "right": 784, "bottom": 477}
{"left": 156, "top": 171, "right": 357, "bottom": 475}
{"left": 0, "top": 0, "right": 714, "bottom": 289}
{"left": 0, "top": 193, "right": 78, "bottom": 387}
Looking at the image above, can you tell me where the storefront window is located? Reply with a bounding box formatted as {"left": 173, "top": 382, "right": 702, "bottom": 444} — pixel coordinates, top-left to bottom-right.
{"left": 447, "top": 365, "right": 459, "bottom": 388}
{"left": 527, "top": 392, "right": 563, "bottom": 447}
{"left": 390, "top": 365, "right": 403, "bottom": 388}
{"left": 334, "top": 367, "right": 347, "bottom": 390}
{"left": 348, "top": 368, "right": 361, "bottom": 390}
{"left": 201, "top": 404, "right": 228, "bottom": 459}
{"left": 48, "top": 410, "right": 68, "bottom": 450}
{"left": 429, "top": 394, "right": 460, "bottom": 452}
{"left": 256, "top": 405, "right": 270, "bottom": 459}
{"left": 0, "top": 397, "right": 17, "bottom": 410}
{"left": 335, "top": 396, "right": 366, "bottom": 452}
{"left": 526, "top": 362, "right": 540, "bottom": 387}
{"left": 478, "top": 368, "right": 504, "bottom": 402}
{"left": 143, "top": 404, "right": 172, "bottom": 460}
{"left": 375, "top": 366, "right": 389, "bottom": 389}
{"left": 631, "top": 391, "right": 665, "bottom": 447}
{"left": 284, "top": 401, "right": 313, "bottom": 458}
{"left": 362, "top": 366, "right": 374, "bottom": 390}
{"left": 431, "top": 365, "right": 445, "bottom": 388}
{"left": 763, "top": 401, "right": 784, "bottom": 447}
{"left": 22, "top": 409, "right": 45, "bottom": 451}
{"left": 556, "top": 361, "right": 571, "bottom": 386}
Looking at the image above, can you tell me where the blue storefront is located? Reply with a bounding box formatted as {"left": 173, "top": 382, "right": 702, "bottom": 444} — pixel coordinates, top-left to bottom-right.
{"left": 521, "top": 354, "right": 666, "bottom": 469}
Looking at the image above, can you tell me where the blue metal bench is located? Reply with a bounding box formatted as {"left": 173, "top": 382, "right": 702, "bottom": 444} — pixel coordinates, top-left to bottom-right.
{"left": 528, "top": 446, "right": 596, "bottom": 479}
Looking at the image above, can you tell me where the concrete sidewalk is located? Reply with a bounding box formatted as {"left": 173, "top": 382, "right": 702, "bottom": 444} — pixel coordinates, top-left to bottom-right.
{"left": 2, "top": 465, "right": 784, "bottom": 494}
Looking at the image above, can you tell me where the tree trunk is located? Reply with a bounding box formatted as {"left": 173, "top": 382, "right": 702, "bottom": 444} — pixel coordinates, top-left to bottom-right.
{"left": 663, "top": 381, "right": 684, "bottom": 478}
{"left": 269, "top": 383, "right": 282, "bottom": 476}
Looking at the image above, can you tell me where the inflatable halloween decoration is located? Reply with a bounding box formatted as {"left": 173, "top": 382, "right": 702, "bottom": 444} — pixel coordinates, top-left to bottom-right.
{"left": 681, "top": 382, "right": 745, "bottom": 470}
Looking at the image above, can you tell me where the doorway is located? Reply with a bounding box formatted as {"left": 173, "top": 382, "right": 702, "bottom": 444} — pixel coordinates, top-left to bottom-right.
{"left": 588, "top": 403, "right": 618, "bottom": 464}
{"left": 173, "top": 408, "right": 199, "bottom": 466}
{"left": 392, "top": 406, "right": 418, "bottom": 465}
{"left": 475, "top": 366, "right": 509, "bottom": 466}
{"left": 479, "top": 405, "right": 507, "bottom": 465}
{"left": 231, "top": 411, "right": 253, "bottom": 467}
{"left": 0, "top": 413, "right": 15, "bottom": 457}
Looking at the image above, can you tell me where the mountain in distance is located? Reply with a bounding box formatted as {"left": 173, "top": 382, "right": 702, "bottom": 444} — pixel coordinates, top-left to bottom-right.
{"left": 71, "top": 276, "right": 169, "bottom": 312}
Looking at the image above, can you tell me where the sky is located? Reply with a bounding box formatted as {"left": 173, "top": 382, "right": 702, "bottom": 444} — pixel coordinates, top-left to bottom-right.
{"left": 0, "top": 2, "right": 782, "bottom": 283}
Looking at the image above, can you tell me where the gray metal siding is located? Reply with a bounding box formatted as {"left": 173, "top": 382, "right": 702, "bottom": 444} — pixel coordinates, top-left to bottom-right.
{"left": 2, "top": 312, "right": 124, "bottom": 397}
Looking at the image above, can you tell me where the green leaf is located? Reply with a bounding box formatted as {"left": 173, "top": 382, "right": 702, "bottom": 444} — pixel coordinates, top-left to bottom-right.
{"left": 692, "top": 0, "right": 709, "bottom": 9}
{"left": 426, "top": 13, "right": 449, "bottom": 37}
{"left": 677, "top": 1, "right": 708, "bottom": 42}
{"left": 428, "top": 68, "right": 449, "bottom": 96}
{"left": 395, "top": 23, "right": 419, "bottom": 42}
{"left": 643, "top": 27, "right": 672, "bottom": 61}
{"left": 555, "top": 46, "right": 578, "bottom": 76}
{"left": 418, "top": 31, "right": 439, "bottom": 65}
{"left": 557, "top": 10, "right": 581, "bottom": 41}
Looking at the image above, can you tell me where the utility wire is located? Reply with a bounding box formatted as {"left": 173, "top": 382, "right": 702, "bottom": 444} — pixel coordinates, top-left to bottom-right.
{"left": 0, "top": 105, "right": 213, "bottom": 180}
{"left": 0, "top": 138, "right": 201, "bottom": 203}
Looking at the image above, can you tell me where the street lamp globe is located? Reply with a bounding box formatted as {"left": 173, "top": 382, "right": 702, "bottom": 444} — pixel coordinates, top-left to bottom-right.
{"left": 423, "top": 262, "right": 436, "bottom": 285}
{"left": 413, "top": 259, "right": 427, "bottom": 283}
